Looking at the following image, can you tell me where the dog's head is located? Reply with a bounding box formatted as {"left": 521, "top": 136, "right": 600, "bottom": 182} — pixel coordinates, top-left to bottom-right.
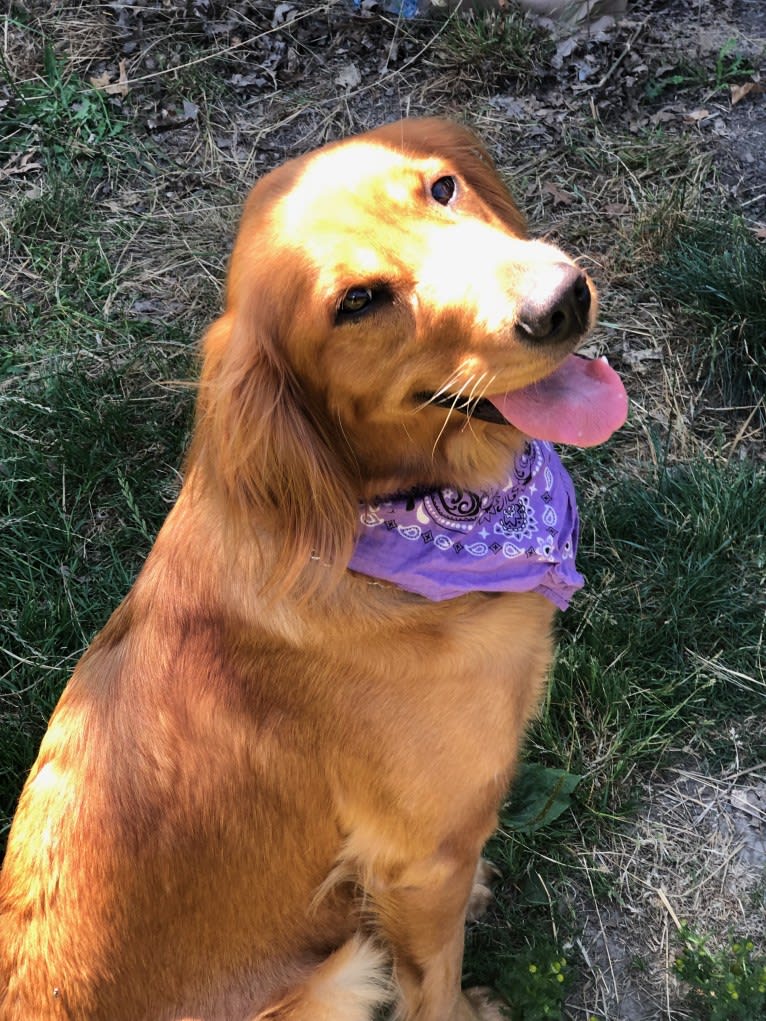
{"left": 194, "top": 119, "right": 625, "bottom": 592}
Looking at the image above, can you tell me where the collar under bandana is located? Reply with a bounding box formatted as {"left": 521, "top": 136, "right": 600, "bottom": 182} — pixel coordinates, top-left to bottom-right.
{"left": 348, "top": 440, "right": 583, "bottom": 610}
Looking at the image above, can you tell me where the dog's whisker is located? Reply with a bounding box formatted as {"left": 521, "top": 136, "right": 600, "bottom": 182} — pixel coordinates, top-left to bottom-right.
{"left": 335, "top": 411, "right": 362, "bottom": 475}
{"left": 414, "top": 371, "right": 466, "bottom": 413}
{"left": 469, "top": 372, "right": 488, "bottom": 398}
{"left": 431, "top": 371, "right": 464, "bottom": 398}
{"left": 431, "top": 380, "right": 471, "bottom": 459}
{"left": 474, "top": 373, "right": 498, "bottom": 408}
{"left": 459, "top": 372, "right": 490, "bottom": 433}
{"left": 414, "top": 371, "right": 474, "bottom": 415}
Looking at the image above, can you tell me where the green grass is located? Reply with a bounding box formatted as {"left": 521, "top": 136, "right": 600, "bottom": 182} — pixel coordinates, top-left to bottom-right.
{"left": 435, "top": 7, "right": 553, "bottom": 89}
{"left": 1, "top": 331, "right": 193, "bottom": 824}
{"left": 653, "top": 213, "right": 766, "bottom": 415}
{"left": 553, "top": 454, "right": 765, "bottom": 757}
{"left": 0, "top": 41, "right": 126, "bottom": 173}
{"left": 1, "top": 171, "right": 197, "bottom": 836}
{"left": 646, "top": 39, "right": 756, "bottom": 99}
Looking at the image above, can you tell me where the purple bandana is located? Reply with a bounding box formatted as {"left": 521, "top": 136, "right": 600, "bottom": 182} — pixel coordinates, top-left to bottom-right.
{"left": 349, "top": 440, "right": 583, "bottom": 609}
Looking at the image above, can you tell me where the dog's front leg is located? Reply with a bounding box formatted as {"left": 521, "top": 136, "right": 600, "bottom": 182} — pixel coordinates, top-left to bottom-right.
{"left": 372, "top": 852, "right": 489, "bottom": 1021}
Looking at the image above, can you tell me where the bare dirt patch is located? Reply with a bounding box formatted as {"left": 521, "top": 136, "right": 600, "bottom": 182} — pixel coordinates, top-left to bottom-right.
{"left": 572, "top": 747, "right": 766, "bottom": 1019}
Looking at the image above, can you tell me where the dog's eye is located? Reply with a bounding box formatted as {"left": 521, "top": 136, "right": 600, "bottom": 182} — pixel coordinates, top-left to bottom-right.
{"left": 339, "top": 287, "right": 374, "bottom": 315}
{"left": 431, "top": 176, "right": 456, "bottom": 205}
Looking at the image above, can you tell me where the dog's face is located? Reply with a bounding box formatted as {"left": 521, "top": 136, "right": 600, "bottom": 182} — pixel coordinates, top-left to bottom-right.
{"left": 196, "top": 119, "right": 624, "bottom": 590}
{"left": 216, "top": 119, "right": 596, "bottom": 493}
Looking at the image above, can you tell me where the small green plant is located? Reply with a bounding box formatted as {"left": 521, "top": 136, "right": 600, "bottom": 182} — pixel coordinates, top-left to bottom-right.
{"left": 674, "top": 924, "right": 766, "bottom": 1020}
{"left": 501, "top": 763, "right": 582, "bottom": 835}
{"left": 0, "top": 41, "right": 124, "bottom": 172}
{"left": 646, "top": 39, "right": 755, "bottom": 98}
{"left": 496, "top": 944, "right": 569, "bottom": 1021}
{"left": 711, "top": 39, "right": 755, "bottom": 91}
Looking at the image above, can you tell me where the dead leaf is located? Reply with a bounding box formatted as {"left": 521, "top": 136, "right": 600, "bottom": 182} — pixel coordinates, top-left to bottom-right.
{"left": 731, "top": 81, "right": 764, "bottom": 106}
{"left": 0, "top": 150, "right": 42, "bottom": 181}
{"left": 89, "top": 60, "right": 129, "bottom": 97}
{"left": 90, "top": 71, "right": 111, "bottom": 90}
{"left": 751, "top": 225, "right": 766, "bottom": 242}
{"left": 650, "top": 106, "right": 681, "bottom": 126}
{"left": 272, "top": 3, "right": 295, "bottom": 27}
{"left": 684, "top": 108, "right": 711, "bottom": 124}
{"left": 335, "top": 63, "right": 362, "bottom": 89}
{"left": 111, "top": 59, "right": 130, "bottom": 97}
{"left": 542, "top": 181, "right": 574, "bottom": 207}
{"left": 604, "top": 203, "right": 630, "bottom": 217}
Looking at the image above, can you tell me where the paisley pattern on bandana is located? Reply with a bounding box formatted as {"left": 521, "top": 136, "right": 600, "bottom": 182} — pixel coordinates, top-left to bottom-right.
{"left": 349, "top": 440, "right": 583, "bottom": 609}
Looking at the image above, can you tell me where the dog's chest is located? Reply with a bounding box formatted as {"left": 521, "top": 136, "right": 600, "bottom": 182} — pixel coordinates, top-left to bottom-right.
{"left": 325, "top": 587, "right": 556, "bottom": 786}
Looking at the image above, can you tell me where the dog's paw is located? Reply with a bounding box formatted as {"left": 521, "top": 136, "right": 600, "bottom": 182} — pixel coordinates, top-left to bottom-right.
{"left": 466, "top": 858, "right": 501, "bottom": 922}
{"left": 462, "top": 986, "right": 511, "bottom": 1020}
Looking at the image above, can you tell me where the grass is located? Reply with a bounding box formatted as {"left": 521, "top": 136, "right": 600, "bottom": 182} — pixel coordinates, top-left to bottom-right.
{"left": 0, "top": 41, "right": 125, "bottom": 173}
{"left": 653, "top": 213, "right": 766, "bottom": 418}
{"left": 2, "top": 4, "right": 765, "bottom": 1018}
{"left": 674, "top": 925, "right": 766, "bottom": 1019}
{"left": 645, "top": 39, "right": 757, "bottom": 99}
{"left": 1, "top": 166, "right": 198, "bottom": 836}
{"left": 434, "top": 7, "right": 553, "bottom": 89}
{"left": 1, "top": 328, "right": 193, "bottom": 822}
{"left": 549, "top": 455, "right": 765, "bottom": 775}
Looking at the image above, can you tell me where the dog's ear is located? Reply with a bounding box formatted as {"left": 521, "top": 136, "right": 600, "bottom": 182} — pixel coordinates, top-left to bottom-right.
{"left": 192, "top": 295, "right": 359, "bottom": 597}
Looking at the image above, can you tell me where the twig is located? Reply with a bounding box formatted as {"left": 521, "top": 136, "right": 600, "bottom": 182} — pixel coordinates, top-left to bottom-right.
{"left": 590, "top": 16, "right": 649, "bottom": 92}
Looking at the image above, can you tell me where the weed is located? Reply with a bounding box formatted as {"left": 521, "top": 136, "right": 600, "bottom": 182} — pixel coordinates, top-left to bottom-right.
{"left": 674, "top": 924, "right": 766, "bottom": 1020}
{"left": 498, "top": 945, "right": 570, "bottom": 1021}
{"left": 1, "top": 41, "right": 125, "bottom": 173}
{"left": 710, "top": 39, "right": 755, "bottom": 91}
{"left": 465, "top": 898, "right": 572, "bottom": 1020}
{"left": 501, "top": 763, "right": 582, "bottom": 835}
{"left": 645, "top": 39, "right": 755, "bottom": 99}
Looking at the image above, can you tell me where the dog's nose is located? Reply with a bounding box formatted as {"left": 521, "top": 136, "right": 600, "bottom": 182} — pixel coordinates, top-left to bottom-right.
{"left": 516, "top": 264, "right": 591, "bottom": 344}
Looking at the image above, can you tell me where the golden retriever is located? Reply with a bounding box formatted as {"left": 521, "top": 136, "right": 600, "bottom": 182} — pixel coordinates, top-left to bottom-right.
{"left": 0, "top": 118, "right": 627, "bottom": 1021}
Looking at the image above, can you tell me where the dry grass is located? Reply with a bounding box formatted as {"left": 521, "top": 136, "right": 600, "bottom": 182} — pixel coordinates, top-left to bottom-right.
{"left": 570, "top": 744, "right": 766, "bottom": 1018}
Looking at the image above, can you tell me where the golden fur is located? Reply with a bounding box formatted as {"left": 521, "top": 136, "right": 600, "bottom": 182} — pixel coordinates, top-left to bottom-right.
{"left": 0, "top": 119, "right": 597, "bottom": 1021}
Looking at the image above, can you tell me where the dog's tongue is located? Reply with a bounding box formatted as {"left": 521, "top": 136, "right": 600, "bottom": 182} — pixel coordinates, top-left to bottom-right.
{"left": 489, "top": 354, "right": 628, "bottom": 447}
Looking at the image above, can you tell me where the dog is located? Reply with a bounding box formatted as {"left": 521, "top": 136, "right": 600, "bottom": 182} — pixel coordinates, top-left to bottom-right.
{"left": 0, "top": 118, "right": 627, "bottom": 1021}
